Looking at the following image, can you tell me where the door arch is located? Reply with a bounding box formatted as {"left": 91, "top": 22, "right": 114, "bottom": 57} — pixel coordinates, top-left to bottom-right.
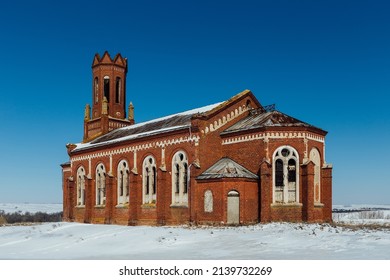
{"left": 227, "top": 190, "right": 240, "bottom": 225}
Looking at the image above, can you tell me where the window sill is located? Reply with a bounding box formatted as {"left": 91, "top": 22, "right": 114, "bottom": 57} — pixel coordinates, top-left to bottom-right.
{"left": 116, "top": 204, "right": 129, "bottom": 209}
{"left": 170, "top": 204, "right": 188, "bottom": 209}
{"left": 141, "top": 204, "right": 156, "bottom": 209}
{"left": 94, "top": 205, "right": 106, "bottom": 209}
{"left": 314, "top": 203, "right": 324, "bottom": 208}
{"left": 75, "top": 205, "right": 85, "bottom": 209}
{"left": 271, "top": 203, "right": 303, "bottom": 208}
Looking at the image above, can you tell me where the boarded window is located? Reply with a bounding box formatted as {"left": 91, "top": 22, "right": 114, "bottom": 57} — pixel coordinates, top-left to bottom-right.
{"left": 204, "top": 190, "right": 213, "bottom": 213}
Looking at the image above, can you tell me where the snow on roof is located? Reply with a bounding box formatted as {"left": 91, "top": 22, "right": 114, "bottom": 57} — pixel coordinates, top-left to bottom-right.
{"left": 73, "top": 101, "right": 223, "bottom": 152}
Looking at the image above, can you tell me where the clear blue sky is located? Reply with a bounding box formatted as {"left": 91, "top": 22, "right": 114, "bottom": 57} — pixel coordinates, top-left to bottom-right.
{"left": 0, "top": 0, "right": 389, "bottom": 204}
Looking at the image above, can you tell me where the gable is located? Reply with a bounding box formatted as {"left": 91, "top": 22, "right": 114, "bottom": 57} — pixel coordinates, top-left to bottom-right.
{"left": 193, "top": 89, "right": 264, "bottom": 136}
{"left": 197, "top": 157, "right": 258, "bottom": 180}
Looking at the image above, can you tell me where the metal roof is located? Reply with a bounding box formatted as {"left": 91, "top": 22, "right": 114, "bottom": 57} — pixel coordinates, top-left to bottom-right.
{"left": 73, "top": 102, "right": 223, "bottom": 152}
{"left": 196, "top": 157, "right": 258, "bottom": 180}
{"left": 91, "top": 115, "right": 192, "bottom": 144}
{"left": 221, "top": 108, "right": 325, "bottom": 135}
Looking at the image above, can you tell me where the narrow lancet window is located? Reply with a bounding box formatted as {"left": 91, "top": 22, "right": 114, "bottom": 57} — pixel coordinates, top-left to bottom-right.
{"left": 94, "top": 77, "right": 99, "bottom": 104}
{"left": 76, "top": 167, "right": 86, "bottom": 206}
{"left": 104, "top": 76, "right": 110, "bottom": 102}
{"left": 115, "top": 77, "right": 121, "bottom": 103}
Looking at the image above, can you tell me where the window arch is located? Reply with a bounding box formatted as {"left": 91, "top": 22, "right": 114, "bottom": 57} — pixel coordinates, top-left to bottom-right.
{"left": 117, "top": 160, "right": 130, "bottom": 205}
{"left": 143, "top": 156, "right": 157, "bottom": 204}
{"left": 171, "top": 151, "right": 188, "bottom": 206}
{"left": 310, "top": 148, "right": 321, "bottom": 203}
{"left": 96, "top": 163, "right": 106, "bottom": 206}
{"left": 76, "top": 166, "right": 86, "bottom": 206}
{"left": 273, "top": 146, "right": 299, "bottom": 204}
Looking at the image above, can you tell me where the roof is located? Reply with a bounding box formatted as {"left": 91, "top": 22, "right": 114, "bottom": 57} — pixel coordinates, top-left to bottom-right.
{"left": 196, "top": 157, "right": 258, "bottom": 180}
{"left": 73, "top": 102, "right": 223, "bottom": 152}
{"left": 221, "top": 108, "right": 326, "bottom": 135}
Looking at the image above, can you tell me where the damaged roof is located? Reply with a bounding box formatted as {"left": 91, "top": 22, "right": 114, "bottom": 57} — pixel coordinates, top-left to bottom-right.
{"left": 222, "top": 108, "right": 326, "bottom": 135}
{"left": 73, "top": 102, "right": 223, "bottom": 152}
{"left": 197, "top": 157, "right": 258, "bottom": 180}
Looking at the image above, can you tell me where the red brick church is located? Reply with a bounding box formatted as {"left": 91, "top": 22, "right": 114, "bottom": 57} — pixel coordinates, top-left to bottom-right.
{"left": 61, "top": 52, "right": 332, "bottom": 225}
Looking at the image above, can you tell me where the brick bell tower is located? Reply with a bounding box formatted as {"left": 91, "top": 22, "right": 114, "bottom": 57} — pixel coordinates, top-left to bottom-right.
{"left": 83, "top": 51, "right": 134, "bottom": 142}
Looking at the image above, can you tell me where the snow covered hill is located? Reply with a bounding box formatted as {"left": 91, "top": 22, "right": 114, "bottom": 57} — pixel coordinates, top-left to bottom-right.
{"left": 0, "top": 222, "right": 389, "bottom": 260}
{"left": 0, "top": 203, "right": 62, "bottom": 214}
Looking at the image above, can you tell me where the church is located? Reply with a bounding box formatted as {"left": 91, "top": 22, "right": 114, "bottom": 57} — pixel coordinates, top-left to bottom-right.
{"left": 61, "top": 51, "right": 332, "bottom": 225}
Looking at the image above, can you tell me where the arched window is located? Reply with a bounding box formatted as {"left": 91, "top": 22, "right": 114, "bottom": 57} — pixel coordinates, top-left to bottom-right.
{"left": 115, "top": 77, "right": 121, "bottom": 103}
{"left": 171, "top": 151, "right": 188, "bottom": 206}
{"left": 94, "top": 77, "right": 99, "bottom": 104}
{"left": 273, "top": 146, "right": 299, "bottom": 204}
{"left": 76, "top": 166, "right": 86, "bottom": 206}
{"left": 143, "top": 156, "right": 157, "bottom": 204}
{"left": 204, "top": 190, "right": 213, "bottom": 213}
{"left": 103, "top": 76, "right": 110, "bottom": 102}
{"left": 117, "top": 160, "right": 130, "bottom": 205}
{"left": 310, "top": 148, "right": 321, "bottom": 203}
{"left": 96, "top": 163, "right": 106, "bottom": 206}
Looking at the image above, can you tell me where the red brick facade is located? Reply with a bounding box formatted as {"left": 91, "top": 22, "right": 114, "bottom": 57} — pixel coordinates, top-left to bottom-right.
{"left": 61, "top": 52, "right": 332, "bottom": 225}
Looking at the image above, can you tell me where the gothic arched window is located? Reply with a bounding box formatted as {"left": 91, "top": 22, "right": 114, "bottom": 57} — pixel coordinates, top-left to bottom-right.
{"left": 96, "top": 163, "right": 106, "bottom": 206}
{"left": 76, "top": 166, "right": 86, "bottom": 206}
{"left": 117, "top": 160, "right": 130, "bottom": 205}
{"left": 171, "top": 151, "right": 188, "bottom": 206}
{"left": 143, "top": 156, "right": 157, "bottom": 204}
{"left": 273, "top": 146, "right": 299, "bottom": 204}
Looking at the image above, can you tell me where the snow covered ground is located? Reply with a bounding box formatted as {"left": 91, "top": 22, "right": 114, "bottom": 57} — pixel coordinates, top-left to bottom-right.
{"left": 0, "top": 203, "right": 389, "bottom": 260}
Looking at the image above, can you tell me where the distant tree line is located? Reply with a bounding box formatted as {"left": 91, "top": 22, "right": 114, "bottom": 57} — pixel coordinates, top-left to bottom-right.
{"left": 0, "top": 210, "right": 62, "bottom": 224}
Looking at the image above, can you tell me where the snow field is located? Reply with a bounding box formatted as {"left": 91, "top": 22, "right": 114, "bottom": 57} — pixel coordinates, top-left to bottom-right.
{"left": 1, "top": 203, "right": 390, "bottom": 260}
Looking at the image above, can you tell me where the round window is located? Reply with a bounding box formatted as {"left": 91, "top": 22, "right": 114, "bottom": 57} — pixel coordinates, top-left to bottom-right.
{"left": 281, "top": 148, "right": 290, "bottom": 157}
